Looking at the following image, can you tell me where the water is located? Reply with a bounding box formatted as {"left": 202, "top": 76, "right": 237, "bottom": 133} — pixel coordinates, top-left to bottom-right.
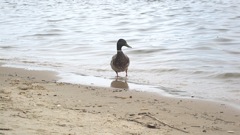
{"left": 1, "top": 0, "right": 240, "bottom": 107}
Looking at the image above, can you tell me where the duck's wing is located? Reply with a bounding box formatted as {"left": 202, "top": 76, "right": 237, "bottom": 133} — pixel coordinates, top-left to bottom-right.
{"left": 124, "top": 54, "right": 130, "bottom": 69}
{"left": 110, "top": 54, "right": 117, "bottom": 71}
{"left": 111, "top": 54, "right": 117, "bottom": 60}
{"left": 111, "top": 54, "right": 117, "bottom": 64}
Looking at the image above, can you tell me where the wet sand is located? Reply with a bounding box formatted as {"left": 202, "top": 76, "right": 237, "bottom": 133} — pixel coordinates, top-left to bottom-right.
{"left": 0, "top": 66, "right": 240, "bottom": 135}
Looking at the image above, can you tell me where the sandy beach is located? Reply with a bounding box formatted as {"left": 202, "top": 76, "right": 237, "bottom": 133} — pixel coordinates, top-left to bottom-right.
{"left": 0, "top": 66, "right": 240, "bottom": 135}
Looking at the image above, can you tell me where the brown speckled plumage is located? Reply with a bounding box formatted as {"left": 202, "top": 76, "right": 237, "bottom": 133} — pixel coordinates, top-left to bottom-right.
{"left": 110, "top": 39, "right": 132, "bottom": 77}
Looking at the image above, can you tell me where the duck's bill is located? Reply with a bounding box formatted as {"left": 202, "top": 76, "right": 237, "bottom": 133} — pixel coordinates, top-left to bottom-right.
{"left": 125, "top": 44, "right": 132, "bottom": 48}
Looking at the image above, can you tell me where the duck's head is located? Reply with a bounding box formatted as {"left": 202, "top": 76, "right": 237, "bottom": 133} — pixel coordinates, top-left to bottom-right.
{"left": 117, "top": 39, "right": 132, "bottom": 50}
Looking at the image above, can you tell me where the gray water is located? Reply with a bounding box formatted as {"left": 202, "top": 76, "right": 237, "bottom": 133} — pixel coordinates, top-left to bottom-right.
{"left": 1, "top": 0, "right": 240, "bottom": 107}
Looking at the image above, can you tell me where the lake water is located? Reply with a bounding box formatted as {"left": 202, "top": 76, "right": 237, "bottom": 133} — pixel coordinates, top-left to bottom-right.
{"left": 0, "top": 0, "right": 240, "bottom": 108}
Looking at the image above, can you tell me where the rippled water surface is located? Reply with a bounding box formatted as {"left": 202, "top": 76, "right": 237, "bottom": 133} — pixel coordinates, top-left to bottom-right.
{"left": 1, "top": 0, "right": 240, "bottom": 107}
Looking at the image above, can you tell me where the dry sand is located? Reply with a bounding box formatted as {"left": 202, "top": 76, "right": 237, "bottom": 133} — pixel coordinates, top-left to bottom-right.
{"left": 0, "top": 66, "right": 240, "bottom": 135}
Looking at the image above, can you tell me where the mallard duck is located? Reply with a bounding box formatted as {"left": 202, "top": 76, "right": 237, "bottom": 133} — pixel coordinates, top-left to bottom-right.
{"left": 111, "top": 39, "right": 132, "bottom": 77}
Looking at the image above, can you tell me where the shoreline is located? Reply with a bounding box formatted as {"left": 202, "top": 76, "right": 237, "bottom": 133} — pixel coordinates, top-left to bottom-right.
{"left": 2, "top": 63, "right": 240, "bottom": 110}
{"left": 1, "top": 66, "right": 240, "bottom": 135}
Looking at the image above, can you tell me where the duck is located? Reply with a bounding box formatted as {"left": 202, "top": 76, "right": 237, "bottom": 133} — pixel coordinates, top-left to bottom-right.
{"left": 110, "top": 39, "right": 132, "bottom": 77}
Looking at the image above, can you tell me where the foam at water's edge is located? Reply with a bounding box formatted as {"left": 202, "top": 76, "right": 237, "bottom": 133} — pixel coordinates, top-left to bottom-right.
{"left": 1, "top": 62, "right": 240, "bottom": 110}
{"left": 57, "top": 72, "right": 240, "bottom": 110}
{"left": 57, "top": 72, "right": 170, "bottom": 95}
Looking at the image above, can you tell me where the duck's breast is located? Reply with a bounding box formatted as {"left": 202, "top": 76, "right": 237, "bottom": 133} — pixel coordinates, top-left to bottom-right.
{"left": 111, "top": 53, "right": 129, "bottom": 72}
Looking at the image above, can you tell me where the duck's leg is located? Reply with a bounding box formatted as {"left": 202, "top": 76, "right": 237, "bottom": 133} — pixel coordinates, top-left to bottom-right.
{"left": 125, "top": 69, "right": 128, "bottom": 77}
{"left": 116, "top": 71, "right": 119, "bottom": 77}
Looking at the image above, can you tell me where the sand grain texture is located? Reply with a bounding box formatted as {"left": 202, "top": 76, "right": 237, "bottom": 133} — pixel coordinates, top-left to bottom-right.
{"left": 0, "top": 66, "right": 240, "bottom": 135}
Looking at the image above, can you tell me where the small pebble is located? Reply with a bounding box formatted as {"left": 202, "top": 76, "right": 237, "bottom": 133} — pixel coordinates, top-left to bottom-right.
{"left": 227, "top": 131, "right": 234, "bottom": 133}
{"left": 129, "top": 114, "right": 135, "bottom": 116}
{"left": 147, "top": 123, "right": 157, "bottom": 129}
{"left": 18, "top": 86, "right": 29, "bottom": 90}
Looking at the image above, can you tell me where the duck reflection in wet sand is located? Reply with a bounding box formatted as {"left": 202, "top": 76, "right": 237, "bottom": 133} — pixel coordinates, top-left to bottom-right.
{"left": 111, "top": 77, "right": 129, "bottom": 89}
{"left": 111, "top": 39, "right": 132, "bottom": 77}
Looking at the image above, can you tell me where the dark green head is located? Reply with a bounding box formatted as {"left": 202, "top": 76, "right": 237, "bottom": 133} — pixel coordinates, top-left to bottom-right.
{"left": 117, "top": 39, "right": 132, "bottom": 50}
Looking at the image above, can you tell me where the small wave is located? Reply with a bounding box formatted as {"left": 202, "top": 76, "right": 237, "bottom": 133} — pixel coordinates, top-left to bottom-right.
{"left": 47, "top": 18, "right": 71, "bottom": 22}
{"left": 192, "top": 71, "right": 204, "bottom": 74}
{"left": 214, "top": 37, "right": 233, "bottom": 42}
{"left": 141, "top": 68, "right": 180, "bottom": 73}
{"left": 47, "top": 29, "right": 64, "bottom": 32}
{"left": 225, "top": 50, "right": 240, "bottom": 55}
{"left": 194, "top": 46, "right": 213, "bottom": 50}
{"left": 212, "top": 28, "right": 229, "bottom": 32}
{"left": 214, "top": 72, "right": 240, "bottom": 79}
{"left": 22, "top": 60, "right": 36, "bottom": 64}
{"left": 22, "top": 33, "right": 62, "bottom": 37}
{"left": 0, "top": 58, "right": 10, "bottom": 61}
{"left": 0, "top": 46, "right": 15, "bottom": 49}
{"left": 157, "top": 86, "right": 187, "bottom": 96}
{"left": 230, "top": 15, "right": 240, "bottom": 20}
{"left": 130, "top": 48, "right": 167, "bottom": 54}
{"left": 158, "top": 68, "right": 179, "bottom": 72}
